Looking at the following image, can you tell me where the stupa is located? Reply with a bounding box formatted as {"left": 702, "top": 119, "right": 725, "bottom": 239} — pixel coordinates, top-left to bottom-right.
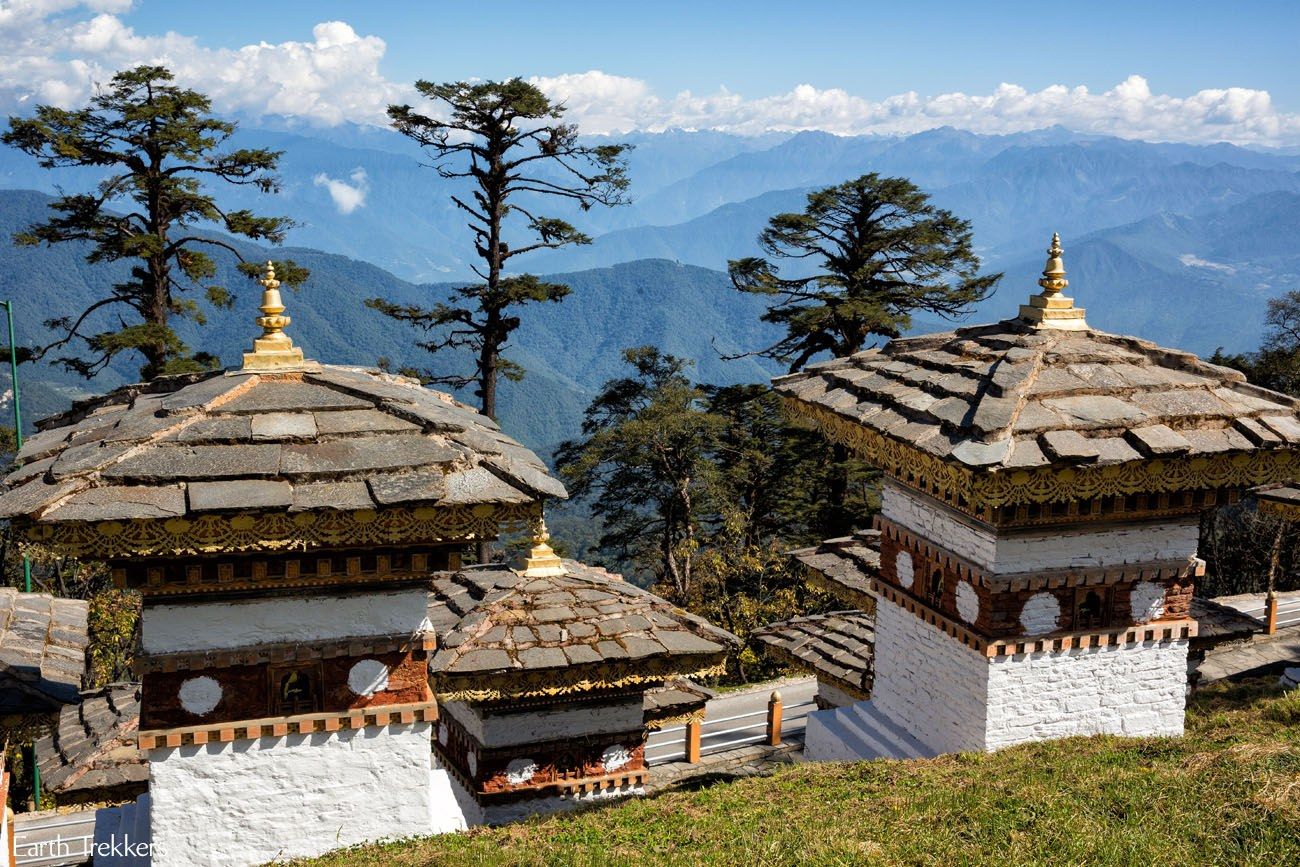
{"left": 769, "top": 235, "right": 1294, "bottom": 759}
{"left": 0, "top": 265, "right": 736, "bottom": 865}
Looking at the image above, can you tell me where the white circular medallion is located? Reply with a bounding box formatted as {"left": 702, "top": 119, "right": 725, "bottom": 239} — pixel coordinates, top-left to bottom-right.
{"left": 1019, "top": 592, "right": 1061, "bottom": 636}
{"left": 466, "top": 750, "right": 478, "bottom": 777}
{"left": 1130, "top": 581, "right": 1166, "bottom": 624}
{"left": 601, "top": 744, "right": 632, "bottom": 772}
{"left": 178, "top": 676, "right": 222, "bottom": 716}
{"left": 347, "top": 659, "right": 390, "bottom": 697}
{"left": 955, "top": 581, "right": 980, "bottom": 624}
{"left": 506, "top": 758, "right": 538, "bottom": 784}
{"left": 895, "top": 550, "right": 914, "bottom": 589}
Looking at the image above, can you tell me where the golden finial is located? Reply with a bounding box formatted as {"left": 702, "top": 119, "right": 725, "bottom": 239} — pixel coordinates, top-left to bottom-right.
{"left": 1038, "top": 232, "right": 1068, "bottom": 295}
{"left": 1018, "top": 232, "right": 1088, "bottom": 331}
{"left": 522, "top": 517, "right": 566, "bottom": 577}
{"left": 242, "top": 260, "right": 306, "bottom": 370}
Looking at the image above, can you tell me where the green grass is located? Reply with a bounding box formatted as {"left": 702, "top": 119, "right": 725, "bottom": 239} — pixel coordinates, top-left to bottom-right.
{"left": 295, "top": 681, "right": 1300, "bottom": 867}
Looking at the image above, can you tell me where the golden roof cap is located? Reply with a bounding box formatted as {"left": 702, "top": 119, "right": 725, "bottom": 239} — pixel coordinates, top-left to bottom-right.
{"left": 1019, "top": 233, "right": 1088, "bottom": 331}
{"left": 242, "top": 261, "right": 307, "bottom": 370}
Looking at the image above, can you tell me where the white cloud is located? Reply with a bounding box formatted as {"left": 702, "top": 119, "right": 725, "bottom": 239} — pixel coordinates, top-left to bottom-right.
{"left": 1, "top": 3, "right": 1297, "bottom": 146}
{"left": 529, "top": 71, "right": 1300, "bottom": 146}
{"left": 314, "top": 167, "right": 369, "bottom": 214}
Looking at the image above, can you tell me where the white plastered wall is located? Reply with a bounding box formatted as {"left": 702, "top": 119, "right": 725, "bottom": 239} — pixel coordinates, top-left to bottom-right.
{"left": 148, "top": 722, "right": 464, "bottom": 867}
{"left": 439, "top": 697, "right": 644, "bottom": 748}
{"left": 871, "top": 597, "right": 1189, "bottom": 754}
{"left": 142, "top": 588, "right": 431, "bottom": 653}
{"left": 984, "top": 640, "right": 1188, "bottom": 748}
{"left": 880, "top": 481, "right": 1200, "bottom": 573}
{"left": 870, "top": 596, "right": 990, "bottom": 754}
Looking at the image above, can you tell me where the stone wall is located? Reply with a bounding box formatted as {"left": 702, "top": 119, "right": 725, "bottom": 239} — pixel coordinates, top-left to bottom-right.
{"left": 870, "top": 597, "right": 990, "bottom": 754}
{"left": 148, "top": 721, "right": 461, "bottom": 866}
{"left": 985, "top": 639, "right": 1189, "bottom": 748}
{"left": 141, "top": 588, "right": 431, "bottom": 653}
{"left": 870, "top": 596, "right": 1189, "bottom": 754}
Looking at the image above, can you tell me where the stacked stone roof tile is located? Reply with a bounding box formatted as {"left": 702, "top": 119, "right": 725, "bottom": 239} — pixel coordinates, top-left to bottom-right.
{"left": 428, "top": 561, "right": 736, "bottom": 700}
{"left": 0, "top": 365, "right": 565, "bottom": 525}
{"left": 774, "top": 321, "right": 1300, "bottom": 471}
{"left": 35, "top": 683, "right": 145, "bottom": 797}
{"left": 790, "top": 531, "right": 880, "bottom": 610}
{"left": 0, "top": 588, "right": 88, "bottom": 713}
{"left": 754, "top": 611, "right": 875, "bottom": 699}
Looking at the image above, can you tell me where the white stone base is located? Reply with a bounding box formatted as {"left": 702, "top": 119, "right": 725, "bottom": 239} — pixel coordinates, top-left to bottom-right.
{"left": 149, "top": 722, "right": 465, "bottom": 867}
{"left": 825, "top": 598, "right": 1191, "bottom": 758}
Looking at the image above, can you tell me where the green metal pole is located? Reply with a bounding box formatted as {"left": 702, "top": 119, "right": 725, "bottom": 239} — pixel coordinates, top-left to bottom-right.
{"left": 3, "top": 302, "right": 28, "bottom": 593}
{"left": 3, "top": 301, "right": 36, "bottom": 809}
{"left": 5, "top": 301, "right": 22, "bottom": 450}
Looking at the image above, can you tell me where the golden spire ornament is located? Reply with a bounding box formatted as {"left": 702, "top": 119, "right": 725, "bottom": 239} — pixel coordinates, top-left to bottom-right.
{"left": 1018, "top": 232, "right": 1088, "bottom": 330}
{"left": 242, "top": 261, "right": 306, "bottom": 370}
{"left": 522, "top": 518, "right": 567, "bottom": 578}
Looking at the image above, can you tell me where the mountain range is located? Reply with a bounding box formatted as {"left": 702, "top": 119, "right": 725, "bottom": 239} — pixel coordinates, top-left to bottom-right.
{"left": 1, "top": 123, "right": 1299, "bottom": 453}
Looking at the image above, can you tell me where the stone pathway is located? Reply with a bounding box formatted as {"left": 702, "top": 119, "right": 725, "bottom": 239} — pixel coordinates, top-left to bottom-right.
{"left": 1197, "top": 625, "right": 1300, "bottom": 684}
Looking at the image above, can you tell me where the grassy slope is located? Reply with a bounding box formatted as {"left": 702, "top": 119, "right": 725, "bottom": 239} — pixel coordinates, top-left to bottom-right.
{"left": 296, "top": 681, "right": 1300, "bottom": 867}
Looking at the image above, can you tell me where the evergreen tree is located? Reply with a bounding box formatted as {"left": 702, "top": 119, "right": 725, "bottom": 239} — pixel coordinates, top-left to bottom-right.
{"left": 3, "top": 65, "right": 303, "bottom": 379}
{"left": 728, "top": 173, "right": 999, "bottom": 372}
{"left": 370, "top": 78, "right": 630, "bottom": 420}
{"left": 555, "top": 347, "right": 723, "bottom": 598}
{"left": 729, "top": 173, "right": 997, "bottom": 534}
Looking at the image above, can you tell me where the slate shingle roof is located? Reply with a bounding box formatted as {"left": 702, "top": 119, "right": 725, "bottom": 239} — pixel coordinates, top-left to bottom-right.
{"left": 0, "top": 588, "right": 88, "bottom": 714}
{"left": 0, "top": 366, "right": 565, "bottom": 524}
{"left": 754, "top": 611, "right": 874, "bottom": 699}
{"left": 427, "top": 561, "right": 737, "bottom": 700}
{"left": 790, "top": 531, "right": 880, "bottom": 610}
{"left": 1188, "top": 597, "right": 1263, "bottom": 646}
{"left": 774, "top": 320, "right": 1300, "bottom": 471}
{"left": 34, "top": 683, "right": 145, "bottom": 798}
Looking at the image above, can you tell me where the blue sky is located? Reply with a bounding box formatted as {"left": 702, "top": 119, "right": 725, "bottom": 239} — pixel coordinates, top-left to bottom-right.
{"left": 122, "top": 0, "right": 1300, "bottom": 110}
{"left": 3, "top": 0, "right": 1298, "bottom": 144}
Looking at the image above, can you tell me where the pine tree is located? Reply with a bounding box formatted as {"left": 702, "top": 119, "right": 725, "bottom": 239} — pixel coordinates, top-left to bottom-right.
{"left": 369, "top": 78, "right": 630, "bottom": 420}
{"left": 728, "top": 173, "right": 999, "bottom": 372}
{"left": 3, "top": 65, "right": 303, "bottom": 379}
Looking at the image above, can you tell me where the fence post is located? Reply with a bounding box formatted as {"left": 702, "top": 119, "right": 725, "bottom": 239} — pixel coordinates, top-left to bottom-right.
{"left": 766, "top": 690, "right": 783, "bottom": 747}
{"left": 684, "top": 719, "right": 702, "bottom": 763}
{"left": 1264, "top": 590, "right": 1279, "bottom": 635}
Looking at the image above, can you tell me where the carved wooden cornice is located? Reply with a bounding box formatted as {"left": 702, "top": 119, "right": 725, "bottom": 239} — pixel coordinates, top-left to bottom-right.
{"left": 785, "top": 395, "right": 1300, "bottom": 516}
{"left": 872, "top": 580, "right": 1197, "bottom": 659}
{"left": 16, "top": 500, "right": 542, "bottom": 560}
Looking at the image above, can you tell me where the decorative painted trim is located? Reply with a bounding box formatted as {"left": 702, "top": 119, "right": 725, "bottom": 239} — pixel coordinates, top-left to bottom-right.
{"left": 784, "top": 395, "right": 1300, "bottom": 513}
{"left": 435, "top": 657, "right": 726, "bottom": 703}
{"left": 133, "top": 633, "right": 435, "bottom": 674}
{"left": 111, "top": 547, "right": 458, "bottom": 597}
{"left": 872, "top": 579, "right": 1197, "bottom": 658}
{"left": 644, "top": 708, "right": 707, "bottom": 730}
{"left": 137, "top": 700, "right": 439, "bottom": 749}
{"left": 435, "top": 744, "right": 647, "bottom": 804}
{"left": 18, "top": 501, "right": 542, "bottom": 559}
{"left": 875, "top": 515, "right": 1205, "bottom": 593}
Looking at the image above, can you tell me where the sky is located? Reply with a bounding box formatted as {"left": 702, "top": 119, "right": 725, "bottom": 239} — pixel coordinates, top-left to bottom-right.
{"left": 4, "top": 0, "right": 1300, "bottom": 145}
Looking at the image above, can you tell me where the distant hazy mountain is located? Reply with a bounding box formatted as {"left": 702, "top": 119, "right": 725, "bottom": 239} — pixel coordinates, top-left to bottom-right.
{"left": 4, "top": 121, "right": 1300, "bottom": 443}
{"left": 0, "top": 190, "right": 779, "bottom": 450}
